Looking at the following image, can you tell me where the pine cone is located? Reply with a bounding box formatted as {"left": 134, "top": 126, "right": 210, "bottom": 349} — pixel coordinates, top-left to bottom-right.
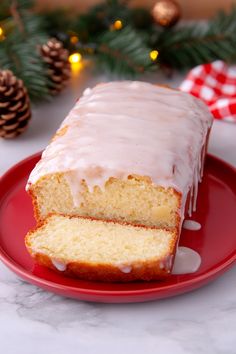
{"left": 0, "top": 70, "right": 31, "bottom": 139}
{"left": 41, "top": 38, "right": 71, "bottom": 95}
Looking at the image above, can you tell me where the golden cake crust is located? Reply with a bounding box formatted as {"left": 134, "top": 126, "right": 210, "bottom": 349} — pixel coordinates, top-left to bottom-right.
{"left": 29, "top": 253, "right": 174, "bottom": 282}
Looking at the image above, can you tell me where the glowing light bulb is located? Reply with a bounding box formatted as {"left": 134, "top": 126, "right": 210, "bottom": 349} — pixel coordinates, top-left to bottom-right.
{"left": 69, "top": 52, "right": 82, "bottom": 64}
{"left": 70, "top": 35, "right": 79, "bottom": 44}
{"left": 113, "top": 20, "right": 123, "bottom": 30}
{"left": 0, "top": 26, "right": 5, "bottom": 40}
{"left": 69, "top": 52, "right": 84, "bottom": 76}
{"left": 149, "top": 50, "right": 159, "bottom": 61}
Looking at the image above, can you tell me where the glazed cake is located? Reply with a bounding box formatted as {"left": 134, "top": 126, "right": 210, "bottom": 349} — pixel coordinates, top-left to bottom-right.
{"left": 25, "top": 81, "right": 213, "bottom": 280}
{"left": 27, "top": 82, "right": 212, "bottom": 228}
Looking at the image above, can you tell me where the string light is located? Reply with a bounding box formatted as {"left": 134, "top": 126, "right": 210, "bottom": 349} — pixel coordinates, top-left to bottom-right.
{"left": 0, "top": 26, "right": 5, "bottom": 40}
{"left": 69, "top": 52, "right": 84, "bottom": 76}
{"left": 70, "top": 35, "right": 79, "bottom": 44}
{"left": 149, "top": 50, "right": 159, "bottom": 61}
{"left": 114, "top": 20, "right": 123, "bottom": 30}
{"left": 69, "top": 52, "right": 82, "bottom": 64}
{"left": 110, "top": 19, "right": 123, "bottom": 31}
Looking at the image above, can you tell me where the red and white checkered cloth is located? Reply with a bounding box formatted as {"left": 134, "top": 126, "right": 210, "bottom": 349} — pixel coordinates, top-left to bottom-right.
{"left": 179, "top": 60, "right": 236, "bottom": 122}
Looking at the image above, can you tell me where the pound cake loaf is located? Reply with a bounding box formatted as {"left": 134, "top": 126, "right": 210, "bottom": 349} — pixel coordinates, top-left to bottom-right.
{"left": 25, "top": 214, "right": 178, "bottom": 281}
{"left": 25, "top": 81, "right": 213, "bottom": 281}
{"left": 26, "top": 81, "right": 212, "bottom": 230}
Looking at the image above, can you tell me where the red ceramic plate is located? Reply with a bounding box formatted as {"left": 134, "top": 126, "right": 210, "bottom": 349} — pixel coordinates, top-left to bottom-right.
{"left": 0, "top": 153, "right": 236, "bottom": 303}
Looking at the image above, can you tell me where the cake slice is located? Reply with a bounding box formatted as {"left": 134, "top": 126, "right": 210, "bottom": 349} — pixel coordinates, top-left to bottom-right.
{"left": 26, "top": 81, "right": 213, "bottom": 231}
{"left": 25, "top": 214, "right": 177, "bottom": 281}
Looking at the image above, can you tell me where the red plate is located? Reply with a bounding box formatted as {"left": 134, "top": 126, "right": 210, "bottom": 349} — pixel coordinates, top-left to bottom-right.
{"left": 0, "top": 152, "right": 236, "bottom": 303}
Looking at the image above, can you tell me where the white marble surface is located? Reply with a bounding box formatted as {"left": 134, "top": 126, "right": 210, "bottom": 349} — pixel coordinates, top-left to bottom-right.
{"left": 1, "top": 70, "right": 236, "bottom": 354}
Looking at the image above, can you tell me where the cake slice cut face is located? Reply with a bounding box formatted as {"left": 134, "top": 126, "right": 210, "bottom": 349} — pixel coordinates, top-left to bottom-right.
{"left": 27, "top": 81, "right": 213, "bottom": 230}
{"left": 25, "top": 214, "right": 178, "bottom": 281}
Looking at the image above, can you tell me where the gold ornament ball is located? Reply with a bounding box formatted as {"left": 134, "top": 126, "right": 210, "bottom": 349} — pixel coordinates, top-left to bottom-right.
{"left": 152, "top": 0, "right": 181, "bottom": 28}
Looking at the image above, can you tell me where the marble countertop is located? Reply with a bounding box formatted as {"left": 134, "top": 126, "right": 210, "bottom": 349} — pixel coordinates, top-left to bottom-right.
{"left": 1, "top": 71, "right": 236, "bottom": 354}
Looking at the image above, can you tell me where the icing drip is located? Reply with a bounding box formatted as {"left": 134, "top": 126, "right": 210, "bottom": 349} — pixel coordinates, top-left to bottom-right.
{"left": 187, "top": 144, "right": 205, "bottom": 217}
{"left": 51, "top": 259, "right": 67, "bottom": 271}
{"left": 172, "top": 246, "right": 201, "bottom": 274}
{"left": 26, "top": 81, "right": 213, "bottom": 218}
{"left": 188, "top": 183, "right": 194, "bottom": 217}
{"left": 193, "top": 166, "right": 199, "bottom": 212}
{"left": 200, "top": 140, "right": 207, "bottom": 178}
{"left": 118, "top": 265, "right": 132, "bottom": 273}
{"left": 183, "top": 220, "right": 201, "bottom": 231}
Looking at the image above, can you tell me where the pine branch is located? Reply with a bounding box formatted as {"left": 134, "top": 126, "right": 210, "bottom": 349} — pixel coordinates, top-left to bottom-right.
{"left": 0, "top": 0, "right": 50, "bottom": 101}
{"left": 0, "top": 0, "right": 33, "bottom": 20}
{"left": 2, "top": 0, "right": 236, "bottom": 96}
{"left": 43, "top": 0, "right": 152, "bottom": 44}
{"left": 1, "top": 38, "right": 50, "bottom": 101}
{"left": 153, "top": 8, "right": 236, "bottom": 69}
{"left": 95, "top": 26, "right": 153, "bottom": 76}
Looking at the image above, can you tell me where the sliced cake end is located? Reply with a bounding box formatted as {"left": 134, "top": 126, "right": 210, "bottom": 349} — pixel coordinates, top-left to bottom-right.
{"left": 25, "top": 214, "right": 178, "bottom": 282}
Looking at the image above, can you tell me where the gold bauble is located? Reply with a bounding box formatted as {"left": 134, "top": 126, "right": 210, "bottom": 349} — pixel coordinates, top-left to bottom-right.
{"left": 152, "top": 0, "right": 181, "bottom": 28}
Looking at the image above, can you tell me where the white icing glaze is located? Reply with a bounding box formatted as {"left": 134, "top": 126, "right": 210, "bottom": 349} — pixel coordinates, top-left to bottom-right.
{"left": 118, "top": 265, "right": 132, "bottom": 273}
{"left": 172, "top": 246, "right": 201, "bottom": 274}
{"left": 51, "top": 259, "right": 67, "bottom": 271}
{"left": 26, "top": 81, "right": 212, "bottom": 217}
{"left": 183, "top": 219, "right": 201, "bottom": 231}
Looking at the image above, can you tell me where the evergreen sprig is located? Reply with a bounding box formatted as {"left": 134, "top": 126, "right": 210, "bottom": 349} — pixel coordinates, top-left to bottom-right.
{"left": 0, "top": 0, "right": 50, "bottom": 101}
{"left": 96, "top": 26, "right": 153, "bottom": 76}
{"left": 2, "top": 0, "right": 236, "bottom": 102}
{"left": 43, "top": 0, "right": 236, "bottom": 76}
{"left": 153, "top": 8, "right": 236, "bottom": 69}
